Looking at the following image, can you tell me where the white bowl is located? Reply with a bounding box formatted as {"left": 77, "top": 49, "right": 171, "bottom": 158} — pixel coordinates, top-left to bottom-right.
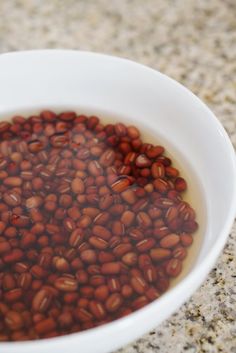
{"left": 0, "top": 50, "right": 236, "bottom": 353}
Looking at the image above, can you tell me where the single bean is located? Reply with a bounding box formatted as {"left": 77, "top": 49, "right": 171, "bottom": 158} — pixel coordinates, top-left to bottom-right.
{"left": 54, "top": 277, "right": 78, "bottom": 292}
{"left": 32, "top": 289, "right": 53, "bottom": 313}
{"left": 5, "top": 311, "right": 24, "bottom": 331}
{"left": 105, "top": 293, "right": 123, "bottom": 312}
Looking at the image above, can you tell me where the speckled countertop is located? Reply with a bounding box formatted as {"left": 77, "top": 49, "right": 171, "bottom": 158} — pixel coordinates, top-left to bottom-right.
{"left": 0, "top": 0, "right": 236, "bottom": 352}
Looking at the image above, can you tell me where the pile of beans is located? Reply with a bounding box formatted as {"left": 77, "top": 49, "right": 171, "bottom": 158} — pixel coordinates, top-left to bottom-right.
{"left": 0, "top": 111, "right": 198, "bottom": 341}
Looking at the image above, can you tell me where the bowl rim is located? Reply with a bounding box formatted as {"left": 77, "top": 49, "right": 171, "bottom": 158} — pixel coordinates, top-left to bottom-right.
{"left": 0, "top": 49, "right": 236, "bottom": 349}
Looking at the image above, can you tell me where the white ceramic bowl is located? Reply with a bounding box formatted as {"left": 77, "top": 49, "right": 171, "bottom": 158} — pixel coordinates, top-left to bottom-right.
{"left": 0, "top": 50, "right": 236, "bottom": 353}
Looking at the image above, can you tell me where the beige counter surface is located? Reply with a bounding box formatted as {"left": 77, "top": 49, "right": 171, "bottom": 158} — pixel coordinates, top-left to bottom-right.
{"left": 0, "top": 1, "right": 235, "bottom": 352}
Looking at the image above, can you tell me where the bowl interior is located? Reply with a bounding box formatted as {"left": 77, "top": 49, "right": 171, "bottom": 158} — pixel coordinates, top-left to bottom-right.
{"left": 0, "top": 50, "right": 235, "bottom": 353}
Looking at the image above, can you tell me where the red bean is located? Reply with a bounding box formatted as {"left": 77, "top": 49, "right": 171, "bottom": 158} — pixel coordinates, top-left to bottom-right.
{"left": 105, "top": 293, "right": 123, "bottom": 312}
{"left": 160, "top": 234, "right": 180, "bottom": 248}
{"left": 54, "top": 277, "right": 78, "bottom": 292}
{"left": 34, "top": 317, "right": 56, "bottom": 335}
{"left": 32, "top": 289, "right": 52, "bottom": 313}
{"left": 166, "top": 259, "right": 182, "bottom": 277}
{"left": 5, "top": 311, "right": 24, "bottom": 331}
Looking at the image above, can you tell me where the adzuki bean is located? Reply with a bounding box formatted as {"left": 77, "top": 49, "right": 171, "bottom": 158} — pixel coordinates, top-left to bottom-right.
{"left": 0, "top": 111, "right": 198, "bottom": 341}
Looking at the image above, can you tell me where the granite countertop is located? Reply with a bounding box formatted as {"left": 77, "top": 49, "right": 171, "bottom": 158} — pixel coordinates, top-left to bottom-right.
{"left": 0, "top": 0, "right": 235, "bottom": 352}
